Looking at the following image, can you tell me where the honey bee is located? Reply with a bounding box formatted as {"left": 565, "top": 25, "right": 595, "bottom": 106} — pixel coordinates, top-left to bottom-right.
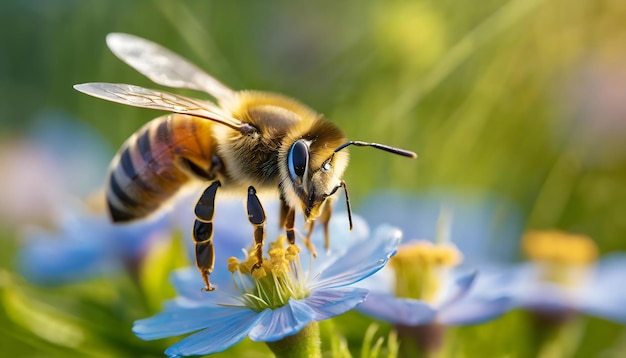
{"left": 75, "top": 33, "right": 416, "bottom": 291}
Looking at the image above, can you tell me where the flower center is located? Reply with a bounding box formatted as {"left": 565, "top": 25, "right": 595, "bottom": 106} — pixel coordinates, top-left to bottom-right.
{"left": 227, "top": 236, "right": 310, "bottom": 311}
{"left": 522, "top": 230, "right": 598, "bottom": 285}
{"left": 389, "top": 241, "right": 462, "bottom": 303}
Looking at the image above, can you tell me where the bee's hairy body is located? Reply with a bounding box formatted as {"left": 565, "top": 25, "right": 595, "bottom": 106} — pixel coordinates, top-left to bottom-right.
{"left": 108, "top": 91, "right": 348, "bottom": 222}
{"left": 76, "top": 33, "right": 415, "bottom": 291}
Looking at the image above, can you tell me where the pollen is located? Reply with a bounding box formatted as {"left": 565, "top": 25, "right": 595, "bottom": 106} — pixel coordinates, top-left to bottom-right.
{"left": 229, "top": 236, "right": 310, "bottom": 311}
{"left": 522, "top": 230, "right": 598, "bottom": 265}
{"left": 389, "top": 241, "right": 463, "bottom": 303}
{"left": 227, "top": 257, "right": 240, "bottom": 273}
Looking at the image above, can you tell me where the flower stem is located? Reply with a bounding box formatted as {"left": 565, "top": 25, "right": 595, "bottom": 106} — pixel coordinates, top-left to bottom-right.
{"left": 395, "top": 323, "right": 446, "bottom": 358}
{"left": 266, "top": 322, "right": 321, "bottom": 358}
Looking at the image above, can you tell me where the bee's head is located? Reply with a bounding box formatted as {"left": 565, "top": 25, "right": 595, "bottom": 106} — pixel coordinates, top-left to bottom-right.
{"left": 280, "top": 121, "right": 416, "bottom": 227}
{"left": 285, "top": 138, "right": 350, "bottom": 221}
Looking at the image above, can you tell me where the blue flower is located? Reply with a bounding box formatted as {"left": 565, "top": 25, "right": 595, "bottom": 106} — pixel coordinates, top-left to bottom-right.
{"left": 355, "top": 241, "right": 512, "bottom": 328}
{"left": 354, "top": 191, "right": 516, "bottom": 328}
{"left": 501, "top": 230, "right": 626, "bottom": 323}
{"left": 18, "top": 210, "right": 171, "bottom": 285}
{"left": 133, "top": 213, "right": 401, "bottom": 357}
{"left": 0, "top": 111, "right": 111, "bottom": 226}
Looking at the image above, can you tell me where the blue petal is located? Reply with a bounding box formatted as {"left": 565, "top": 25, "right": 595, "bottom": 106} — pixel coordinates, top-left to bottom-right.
{"left": 357, "top": 292, "right": 437, "bottom": 326}
{"left": 437, "top": 270, "right": 477, "bottom": 309}
{"left": 17, "top": 231, "right": 113, "bottom": 285}
{"left": 305, "top": 287, "right": 369, "bottom": 321}
{"left": 169, "top": 267, "right": 241, "bottom": 305}
{"left": 299, "top": 213, "right": 370, "bottom": 272}
{"left": 248, "top": 299, "right": 316, "bottom": 342}
{"left": 162, "top": 308, "right": 267, "bottom": 357}
{"left": 578, "top": 294, "right": 626, "bottom": 324}
{"left": 437, "top": 296, "right": 513, "bottom": 326}
{"left": 134, "top": 305, "right": 251, "bottom": 340}
{"left": 353, "top": 266, "right": 396, "bottom": 294}
{"left": 357, "top": 191, "right": 524, "bottom": 265}
{"left": 578, "top": 253, "right": 626, "bottom": 323}
{"left": 312, "top": 225, "right": 401, "bottom": 289}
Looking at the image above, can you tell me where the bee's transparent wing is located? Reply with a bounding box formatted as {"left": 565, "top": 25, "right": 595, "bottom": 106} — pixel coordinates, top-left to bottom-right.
{"left": 74, "top": 83, "right": 247, "bottom": 132}
{"left": 106, "top": 33, "right": 236, "bottom": 103}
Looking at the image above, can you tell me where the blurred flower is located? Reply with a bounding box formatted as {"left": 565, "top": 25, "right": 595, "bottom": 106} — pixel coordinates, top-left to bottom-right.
{"left": 356, "top": 230, "right": 512, "bottom": 328}
{"left": 503, "top": 230, "right": 626, "bottom": 324}
{"left": 355, "top": 193, "right": 516, "bottom": 353}
{"left": 133, "top": 214, "right": 401, "bottom": 357}
{"left": 18, "top": 209, "right": 171, "bottom": 285}
{"left": 0, "top": 111, "right": 111, "bottom": 226}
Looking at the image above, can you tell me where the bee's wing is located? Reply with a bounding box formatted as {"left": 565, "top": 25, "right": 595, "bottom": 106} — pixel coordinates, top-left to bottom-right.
{"left": 74, "top": 83, "right": 247, "bottom": 132}
{"left": 106, "top": 33, "right": 236, "bottom": 104}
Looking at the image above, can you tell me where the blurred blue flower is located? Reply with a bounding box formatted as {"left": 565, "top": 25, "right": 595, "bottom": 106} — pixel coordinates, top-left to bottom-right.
{"left": 133, "top": 213, "right": 401, "bottom": 357}
{"left": 501, "top": 230, "right": 626, "bottom": 324}
{"left": 356, "top": 241, "right": 512, "bottom": 328}
{"left": 0, "top": 111, "right": 111, "bottom": 226}
{"left": 354, "top": 190, "right": 517, "bottom": 327}
{"left": 18, "top": 210, "right": 171, "bottom": 285}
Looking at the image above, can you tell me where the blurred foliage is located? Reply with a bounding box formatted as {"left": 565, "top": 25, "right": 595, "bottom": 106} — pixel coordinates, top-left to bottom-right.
{"left": 2, "top": 0, "right": 626, "bottom": 357}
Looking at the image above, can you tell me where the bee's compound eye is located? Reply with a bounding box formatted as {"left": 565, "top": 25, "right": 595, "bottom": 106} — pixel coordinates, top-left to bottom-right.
{"left": 288, "top": 139, "right": 309, "bottom": 181}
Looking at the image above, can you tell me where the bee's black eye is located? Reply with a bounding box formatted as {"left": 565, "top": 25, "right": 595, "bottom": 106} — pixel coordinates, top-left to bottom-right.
{"left": 288, "top": 139, "right": 309, "bottom": 182}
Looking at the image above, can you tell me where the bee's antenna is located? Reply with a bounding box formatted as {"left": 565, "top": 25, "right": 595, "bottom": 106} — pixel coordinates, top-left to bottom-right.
{"left": 340, "top": 180, "right": 353, "bottom": 231}
{"left": 334, "top": 141, "right": 417, "bottom": 158}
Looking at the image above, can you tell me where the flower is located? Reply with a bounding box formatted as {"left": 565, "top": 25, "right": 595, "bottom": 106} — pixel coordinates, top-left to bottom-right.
{"left": 356, "top": 241, "right": 512, "bottom": 329}
{"left": 501, "top": 230, "right": 626, "bottom": 323}
{"left": 0, "top": 111, "right": 111, "bottom": 227}
{"left": 18, "top": 209, "right": 171, "bottom": 285}
{"left": 133, "top": 213, "right": 401, "bottom": 357}
{"left": 354, "top": 191, "right": 517, "bottom": 330}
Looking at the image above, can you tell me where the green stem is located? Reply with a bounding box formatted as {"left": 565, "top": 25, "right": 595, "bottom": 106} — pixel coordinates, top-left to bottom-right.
{"left": 266, "top": 322, "right": 321, "bottom": 358}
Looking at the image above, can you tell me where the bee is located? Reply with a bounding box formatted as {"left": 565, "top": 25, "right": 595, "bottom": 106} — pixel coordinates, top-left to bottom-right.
{"left": 75, "top": 33, "right": 416, "bottom": 291}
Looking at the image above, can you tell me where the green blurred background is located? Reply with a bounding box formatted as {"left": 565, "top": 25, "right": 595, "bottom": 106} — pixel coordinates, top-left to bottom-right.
{"left": 1, "top": 0, "right": 626, "bottom": 356}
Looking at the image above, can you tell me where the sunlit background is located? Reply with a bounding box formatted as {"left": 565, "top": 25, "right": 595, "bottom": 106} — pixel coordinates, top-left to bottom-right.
{"left": 2, "top": 0, "right": 626, "bottom": 356}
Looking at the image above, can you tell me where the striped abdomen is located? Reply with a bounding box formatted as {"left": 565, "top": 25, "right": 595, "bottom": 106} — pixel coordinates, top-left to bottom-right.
{"left": 107, "top": 114, "right": 216, "bottom": 222}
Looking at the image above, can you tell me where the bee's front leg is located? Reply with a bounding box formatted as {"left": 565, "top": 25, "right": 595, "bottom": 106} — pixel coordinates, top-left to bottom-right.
{"left": 247, "top": 186, "right": 266, "bottom": 269}
{"left": 304, "top": 200, "right": 333, "bottom": 254}
{"left": 193, "top": 180, "right": 221, "bottom": 291}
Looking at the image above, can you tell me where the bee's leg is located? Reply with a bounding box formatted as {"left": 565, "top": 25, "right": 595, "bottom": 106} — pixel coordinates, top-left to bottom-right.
{"left": 305, "top": 200, "right": 333, "bottom": 252}
{"left": 279, "top": 198, "right": 297, "bottom": 245}
{"left": 247, "top": 186, "right": 266, "bottom": 269}
{"left": 300, "top": 220, "right": 318, "bottom": 257}
{"left": 193, "top": 180, "right": 221, "bottom": 291}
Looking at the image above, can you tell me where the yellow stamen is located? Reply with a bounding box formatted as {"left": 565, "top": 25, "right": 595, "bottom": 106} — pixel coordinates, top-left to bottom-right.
{"left": 251, "top": 266, "right": 267, "bottom": 279}
{"left": 389, "top": 241, "right": 462, "bottom": 303}
{"left": 227, "top": 257, "right": 240, "bottom": 273}
{"left": 522, "top": 230, "right": 598, "bottom": 265}
{"left": 228, "top": 237, "right": 310, "bottom": 311}
{"left": 522, "top": 230, "right": 598, "bottom": 285}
